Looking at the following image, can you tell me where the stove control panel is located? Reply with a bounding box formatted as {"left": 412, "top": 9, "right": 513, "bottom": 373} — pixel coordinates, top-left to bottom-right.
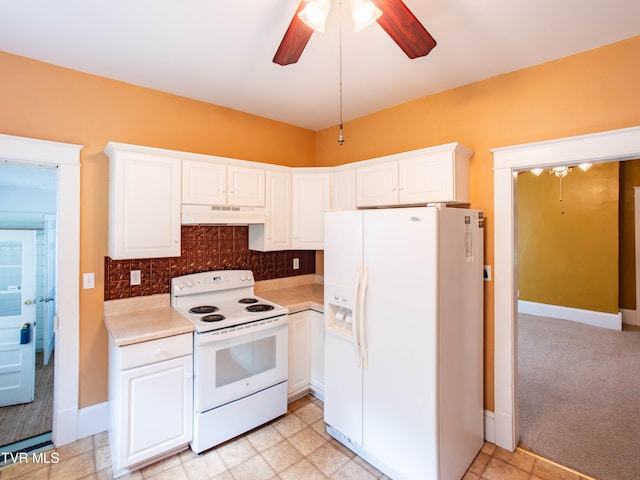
{"left": 171, "top": 270, "right": 255, "bottom": 296}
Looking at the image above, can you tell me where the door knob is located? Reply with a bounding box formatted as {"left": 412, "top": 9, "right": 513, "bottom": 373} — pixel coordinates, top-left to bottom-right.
{"left": 24, "top": 299, "right": 35, "bottom": 305}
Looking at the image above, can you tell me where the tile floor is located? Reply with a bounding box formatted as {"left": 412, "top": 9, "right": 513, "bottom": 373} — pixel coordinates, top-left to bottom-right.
{"left": 0, "top": 395, "right": 593, "bottom": 480}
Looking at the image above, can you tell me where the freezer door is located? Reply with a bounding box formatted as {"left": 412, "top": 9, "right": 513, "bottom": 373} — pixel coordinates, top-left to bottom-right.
{"left": 323, "top": 210, "right": 364, "bottom": 445}
{"left": 323, "top": 210, "right": 363, "bottom": 287}
{"left": 361, "top": 207, "right": 440, "bottom": 479}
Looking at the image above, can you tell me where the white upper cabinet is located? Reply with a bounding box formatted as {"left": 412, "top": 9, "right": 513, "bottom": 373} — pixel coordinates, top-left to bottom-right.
{"left": 182, "top": 160, "right": 226, "bottom": 205}
{"left": 355, "top": 161, "right": 398, "bottom": 207}
{"left": 182, "top": 160, "right": 265, "bottom": 207}
{"left": 107, "top": 145, "right": 181, "bottom": 260}
{"left": 228, "top": 165, "right": 266, "bottom": 206}
{"left": 355, "top": 143, "right": 473, "bottom": 208}
{"left": 292, "top": 169, "right": 331, "bottom": 250}
{"left": 249, "top": 169, "right": 292, "bottom": 251}
{"left": 331, "top": 166, "right": 357, "bottom": 211}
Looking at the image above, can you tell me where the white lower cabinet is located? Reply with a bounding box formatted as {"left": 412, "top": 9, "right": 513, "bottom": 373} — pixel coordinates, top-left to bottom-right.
{"left": 288, "top": 310, "right": 324, "bottom": 400}
{"left": 309, "top": 310, "right": 325, "bottom": 396}
{"left": 108, "top": 333, "right": 193, "bottom": 478}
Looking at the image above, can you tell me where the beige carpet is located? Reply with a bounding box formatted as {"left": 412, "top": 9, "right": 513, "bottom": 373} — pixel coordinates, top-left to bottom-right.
{"left": 518, "top": 313, "right": 640, "bottom": 480}
{"left": 0, "top": 352, "right": 54, "bottom": 447}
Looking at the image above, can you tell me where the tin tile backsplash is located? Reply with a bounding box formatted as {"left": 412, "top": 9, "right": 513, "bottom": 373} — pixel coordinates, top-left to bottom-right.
{"left": 105, "top": 225, "right": 316, "bottom": 300}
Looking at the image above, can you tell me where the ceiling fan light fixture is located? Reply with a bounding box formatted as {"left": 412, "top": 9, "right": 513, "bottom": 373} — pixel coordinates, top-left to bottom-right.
{"left": 350, "top": 0, "right": 383, "bottom": 32}
{"left": 298, "top": 0, "right": 332, "bottom": 33}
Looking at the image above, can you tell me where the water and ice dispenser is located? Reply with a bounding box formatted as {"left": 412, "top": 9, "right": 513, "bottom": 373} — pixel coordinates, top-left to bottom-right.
{"left": 325, "top": 285, "right": 355, "bottom": 335}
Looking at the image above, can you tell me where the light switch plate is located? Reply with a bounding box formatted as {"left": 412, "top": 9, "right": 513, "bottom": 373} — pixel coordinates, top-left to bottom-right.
{"left": 83, "top": 273, "right": 95, "bottom": 289}
{"left": 293, "top": 258, "right": 300, "bottom": 270}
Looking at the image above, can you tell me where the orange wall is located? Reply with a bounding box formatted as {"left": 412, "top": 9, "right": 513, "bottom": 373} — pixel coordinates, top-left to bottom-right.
{"left": 0, "top": 51, "right": 316, "bottom": 408}
{"left": 315, "top": 35, "right": 640, "bottom": 410}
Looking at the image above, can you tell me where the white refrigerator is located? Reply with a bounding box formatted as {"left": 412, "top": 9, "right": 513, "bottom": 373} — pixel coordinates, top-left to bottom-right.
{"left": 323, "top": 206, "right": 484, "bottom": 480}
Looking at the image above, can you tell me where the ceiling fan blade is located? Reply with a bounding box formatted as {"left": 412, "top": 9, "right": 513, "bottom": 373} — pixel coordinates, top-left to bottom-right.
{"left": 372, "top": 0, "right": 436, "bottom": 59}
{"left": 273, "top": 1, "right": 315, "bottom": 66}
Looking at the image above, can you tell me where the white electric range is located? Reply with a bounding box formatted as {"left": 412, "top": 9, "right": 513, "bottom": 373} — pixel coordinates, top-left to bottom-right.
{"left": 170, "top": 270, "right": 289, "bottom": 454}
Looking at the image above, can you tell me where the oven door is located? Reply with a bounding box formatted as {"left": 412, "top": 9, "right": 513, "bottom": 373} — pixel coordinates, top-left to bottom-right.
{"left": 194, "top": 315, "right": 288, "bottom": 412}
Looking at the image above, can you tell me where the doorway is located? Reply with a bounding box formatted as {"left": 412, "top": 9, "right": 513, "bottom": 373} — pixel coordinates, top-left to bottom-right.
{"left": 0, "top": 164, "right": 57, "bottom": 453}
{"left": 0, "top": 133, "right": 82, "bottom": 449}
{"left": 491, "top": 125, "right": 640, "bottom": 451}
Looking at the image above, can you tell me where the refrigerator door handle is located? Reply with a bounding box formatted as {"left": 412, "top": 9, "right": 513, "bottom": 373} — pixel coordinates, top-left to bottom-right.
{"left": 359, "top": 265, "right": 369, "bottom": 369}
{"left": 351, "top": 265, "right": 362, "bottom": 366}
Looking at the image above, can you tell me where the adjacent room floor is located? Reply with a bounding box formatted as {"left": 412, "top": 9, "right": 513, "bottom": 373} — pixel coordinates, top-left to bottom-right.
{"left": 0, "top": 352, "right": 54, "bottom": 449}
{"left": 0, "top": 395, "right": 591, "bottom": 480}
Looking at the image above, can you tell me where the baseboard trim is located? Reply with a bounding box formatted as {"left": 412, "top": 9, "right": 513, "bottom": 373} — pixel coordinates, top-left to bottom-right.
{"left": 483, "top": 410, "right": 495, "bottom": 444}
{"left": 621, "top": 308, "right": 638, "bottom": 326}
{"left": 518, "top": 300, "right": 621, "bottom": 331}
{"left": 77, "top": 402, "right": 109, "bottom": 439}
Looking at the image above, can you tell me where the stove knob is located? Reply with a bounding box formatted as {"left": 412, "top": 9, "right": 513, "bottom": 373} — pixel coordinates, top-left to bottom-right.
{"left": 186, "top": 280, "right": 193, "bottom": 288}
{"left": 177, "top": 281, "right": 185, "bottom": 290}
{"left": 246, "top": 273, "right": 253, "bottom": 281}
{"left": 240, "top": 273, "right": 246, "bottom": 281}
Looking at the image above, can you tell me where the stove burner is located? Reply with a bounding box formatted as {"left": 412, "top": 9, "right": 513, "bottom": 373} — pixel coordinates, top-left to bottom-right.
{"left": 238, "top": 298, "right": 259, "bottom": 304}
{"left": 245, "top": 304, "right": 275, "bottom": 313}
{"left": 201, "top": 314, "right": 226, "bottom": 322}
{"left": 189, "top": 305, "right": 219, "bottom": 314}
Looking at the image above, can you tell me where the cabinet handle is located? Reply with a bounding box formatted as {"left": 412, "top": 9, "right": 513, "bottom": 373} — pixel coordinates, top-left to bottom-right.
{"left": 398, "top": 185, "right": 404, "bottom": 190}
{"left": 154, "top": 348, "right": 163, "bottom": 358}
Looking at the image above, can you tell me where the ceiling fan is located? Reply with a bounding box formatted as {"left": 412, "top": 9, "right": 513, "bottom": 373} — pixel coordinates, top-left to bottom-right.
{"left": 273, "top": 0, "right": 437, "bottom": 66}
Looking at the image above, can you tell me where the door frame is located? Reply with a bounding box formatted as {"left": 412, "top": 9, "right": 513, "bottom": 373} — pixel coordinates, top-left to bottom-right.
{"left": 491, "top": 125, "right": 640, "bottom": 450}
{"left": 0, "top": 133, "right": 82, "bottom": 447}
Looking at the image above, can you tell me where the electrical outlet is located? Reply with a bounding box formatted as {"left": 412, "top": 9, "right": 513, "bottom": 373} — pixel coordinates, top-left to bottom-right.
{"left": 293, "top": 258, "right": 300, "bottom": 270}
{"left": 130, "top": 270, "right": 141, "bottom": 286}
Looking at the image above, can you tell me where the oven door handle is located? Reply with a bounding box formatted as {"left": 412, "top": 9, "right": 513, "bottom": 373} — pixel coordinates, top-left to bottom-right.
{"left": 197, "top": 316, "right": 288, "bottom": 344}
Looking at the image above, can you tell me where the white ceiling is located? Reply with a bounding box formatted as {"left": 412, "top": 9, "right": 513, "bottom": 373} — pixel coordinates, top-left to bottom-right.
{"left": 0, "top": 0, "right": 639, "bottom": 131}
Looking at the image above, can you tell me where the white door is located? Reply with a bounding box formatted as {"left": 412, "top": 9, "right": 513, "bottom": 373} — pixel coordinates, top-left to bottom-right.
{"left": 43, "top": 216, "right": 56, "bottom": 365}
{"left": 0, "top": 230, "right": 36, "bottom": 407}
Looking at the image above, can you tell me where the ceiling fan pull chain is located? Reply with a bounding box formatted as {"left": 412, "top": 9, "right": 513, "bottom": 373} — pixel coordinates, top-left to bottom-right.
{"left": 338, "top": 0, "right": 345, "bottom": 146}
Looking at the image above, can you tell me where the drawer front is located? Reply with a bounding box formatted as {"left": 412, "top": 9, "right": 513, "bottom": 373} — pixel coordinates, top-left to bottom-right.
{"left": 120, "top": 333, "right": 192, "bottom": 370}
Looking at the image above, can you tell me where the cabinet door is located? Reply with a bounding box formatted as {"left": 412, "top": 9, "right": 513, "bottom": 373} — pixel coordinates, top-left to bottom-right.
{"left": 266, "top": 171, "right": 291, "bottom": 250}
{"left": 331, "top": 168, "right": 356, "bottom": 210}
{"left": 109, "top": 152, "right": 181, "bottom": 259}
{"left": 355, "top": 161, "right": 398, "bottom": 207}
{"left": 118, "top": 355, "right": 193, "bottom": 469}
{"left": 288, "top": 312, "right": 310, "bottom": 398}
{"left": 398, "top": 152, "right": 454, "bottom": 204}
{"left": 248, "top": 171, "right": 291, "bottom": 251}
{"left": 309, "top": 310, "right": 325, "bottom": 396}
{"left": 228, "top": 165, "right": 265, "bottom": 207}
{"left": 182, "top": 159, "right": 227, "bottom": 205}
{"left": 292, "top": 172, "right": 330, "bottom": 249}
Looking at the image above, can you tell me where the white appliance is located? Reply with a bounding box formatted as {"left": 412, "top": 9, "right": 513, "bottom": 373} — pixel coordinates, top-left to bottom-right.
{"left": 170, "top": 270, "right": 289, "bottom": 454}
{"left": 324, "top": 206, "right": 484, "bottom": 480}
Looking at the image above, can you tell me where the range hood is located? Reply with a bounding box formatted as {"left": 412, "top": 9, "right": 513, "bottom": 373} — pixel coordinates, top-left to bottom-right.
{"left": 182, "top": 204, "right": 266, "bottom": 225}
